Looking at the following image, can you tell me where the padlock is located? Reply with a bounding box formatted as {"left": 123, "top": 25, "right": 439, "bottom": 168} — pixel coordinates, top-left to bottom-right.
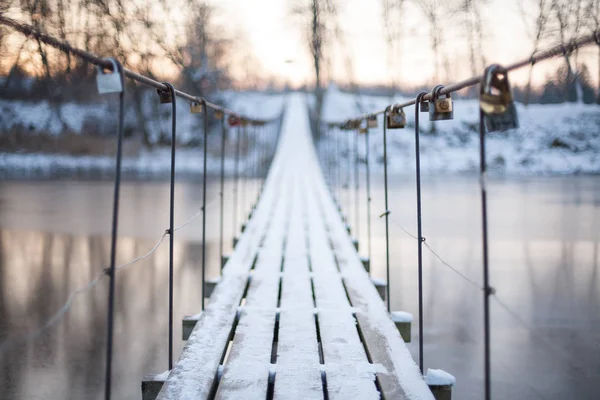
{"left": 367, "top": 115, "right": 378, "bottom": 128}
{"left": 157, "top": 87, "right": 172, "bottom": 104}
{"left": 359, "top": 126, "right": 368, "bottom": 134}
{"left": 96, "top": 59, "right": 123, "bottom": 94}
{"left": 420, "top": 99, "right": 429, "bottom": 112}
{"left": 386, "top": 107, "right": 406, "bottom": 129}
{"left": 241, "top": 118, "right": 249, "bottom": 127}
{"left": 214, "top": 110, "right": 224, "bottom": 120}
{"left": 429, "top": 85, "right": 453, "bottom": 121}
{"left": 190, "top": 100, "right": 204, "bottom": 113}
{"left": 480, "top": 64, "right": 519, "bottom": 132}
{"left": 228, "top": 115, "right": 240, "bottom": 127}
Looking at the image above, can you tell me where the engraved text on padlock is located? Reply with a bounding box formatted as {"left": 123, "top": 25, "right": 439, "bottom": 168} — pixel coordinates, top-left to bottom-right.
{"left": 96, "top": 59, "right": 123, "bottom": 94}
{"left": 435, "top": 98, "right": 453, "bottom": 113}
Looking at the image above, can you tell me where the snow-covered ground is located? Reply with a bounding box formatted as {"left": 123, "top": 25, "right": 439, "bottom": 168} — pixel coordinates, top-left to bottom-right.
{"left": 0, "top": 91, "right": 285, "bottom": 177}
{"left": 321, "top": 84, "right": 600, "bottom": 175}
{"left": 1, "top": 86, "right": 598, "bottom": 176}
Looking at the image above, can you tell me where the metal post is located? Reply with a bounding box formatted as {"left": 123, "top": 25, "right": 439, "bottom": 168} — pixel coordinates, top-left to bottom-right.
{"left": 382, "top": 108, "right": 391, "bottom": 313}
{"left": 233, "top": 125, "right": 240, "bottom": 239}
{"left": 201, "top": 102, "right": 208, "bottom": 311}
{"left": 240, "top": 125, "right": 246, "bottom": 226}
{"left": 479, "top": 108, "right": 492, "bottom": 400}
{"left": 219, "top": 117, "right": 226, "bottom": 271}
{"left": 365, "top": 126, "right": 372, "bottom": 274}
{"left": 354, "top": 128, "right": 360, "bottom": 242}
{"left": 414, "top": 92, "right": 428, "bottom": 374}
{"left": 161, "top": 82, "right": 177, "bottom": 372}
{"left": 335, "top": 127, "right": 341, "bottom": 205}
{"left": 104, "top": 59, "right": 125, "bottom": 400}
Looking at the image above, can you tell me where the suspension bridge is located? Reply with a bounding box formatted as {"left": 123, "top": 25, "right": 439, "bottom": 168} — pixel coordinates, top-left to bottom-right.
{"left": 0, "top": 14, "right": 599, "bottom": 400}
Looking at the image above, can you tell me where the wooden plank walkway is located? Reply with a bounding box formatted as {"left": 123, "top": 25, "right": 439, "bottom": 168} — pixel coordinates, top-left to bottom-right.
{"left": 156, "top": 94, "right": 434, "bottom": 400}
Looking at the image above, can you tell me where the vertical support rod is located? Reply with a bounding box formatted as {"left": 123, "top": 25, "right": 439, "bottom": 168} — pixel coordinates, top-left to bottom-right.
{"left": 233, "top": 125, "right": 240, "bottom": 239}
{"left": 382, "top": 108, "right": 391, "bottom": 313}
{"left": 104, "top": 60, "right": 125, "bottom": 400}
{"left": 163, "top": 82, "right": 177, "bottom": 372}
{"left": 240, "top": 125, "right": 246, "bottom": 226}
{"left": 336, "top": 127, "right": 340, "bottom": 205}
{"left": 479, "top": 108, "right": 492, "bottom": 400}
{"left": 354, "top": 128, "right": 360, "bottom": 242}
{"left": 346, "top": 130, "right": 352, "bottom": 222}
{"left": 219, "top": 117, "right": 226, "bottom": 271}
{"left": 365, "top": 127, "right": 372, "bottom": 274}
{"left": 201, "top": 102, "right": 208, "bottom": 310}
{"left": 414, "top": 92, "right": 428, "bottom": 374}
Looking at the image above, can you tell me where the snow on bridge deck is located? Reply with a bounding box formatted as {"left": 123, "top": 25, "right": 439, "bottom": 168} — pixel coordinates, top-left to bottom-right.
{"left": 156, "top": 94, "right": 434, "bottom": 400}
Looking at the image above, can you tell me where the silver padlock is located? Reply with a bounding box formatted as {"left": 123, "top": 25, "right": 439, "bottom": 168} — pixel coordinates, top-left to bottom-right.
{"left": 367, "top": 115, "right": 378, "bottom": 128}
{"left": 96, "top": 59, "right": 123, "bottom": 94}
{"left": 429, "top": 85, "right": 453, "bottom": 121}
{"left": 480, "top": 64, "right": 519, "bottom": 132}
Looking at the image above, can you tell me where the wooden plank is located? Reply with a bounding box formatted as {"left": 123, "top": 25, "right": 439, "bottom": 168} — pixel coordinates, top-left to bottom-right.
{"left": 274, "top": 171, "right": 323, "bottom": 400}
{"left": 157, "top": 126, "right": 288, "bottom": 400}
{"left": 304, "top": 175, "right": 380, "bottom": 400}
{"left": 214, "top": 169, "right": 291, "bottom": 399}
{"left": 307, "top": 151, "right": 435, "bottom": 400}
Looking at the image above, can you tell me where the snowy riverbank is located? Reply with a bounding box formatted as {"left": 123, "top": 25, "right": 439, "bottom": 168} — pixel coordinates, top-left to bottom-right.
{"left": 321, "top": 85, "right": 600, "bottom": 175}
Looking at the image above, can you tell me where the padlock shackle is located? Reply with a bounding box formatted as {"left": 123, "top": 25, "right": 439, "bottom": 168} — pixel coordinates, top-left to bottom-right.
{"left": 429, "top": 85, "right": 446, "bottom": 101}
{"left": 481, "top": 64, "right": 511, "bottom": 97}
{"left": 96, "top": 58, "right": 120, "bottom": 75}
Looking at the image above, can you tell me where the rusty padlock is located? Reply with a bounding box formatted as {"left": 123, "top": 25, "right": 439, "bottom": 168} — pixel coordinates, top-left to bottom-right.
{"left": 157, "top": 87, "right": 173, "bottom": 104}
{"left": 429, "top": 85, "right": 453, "bottom": 121}
{"left": 96, "top": 59, "right": 123, "bottom": 94}
{"left": 386, "top": 106, "right": 406, "bottom": 129}
{"left": 190, "top": 100, "right": 204, "bottom": 113}
{"left": 228, "top": 114, "right": 240, "bottom": 127}
{"left": 367, "top": 115, "right": 378, "bottom": 129}
{"left": 480, "top": 64, "right": 519, "bottom": 132}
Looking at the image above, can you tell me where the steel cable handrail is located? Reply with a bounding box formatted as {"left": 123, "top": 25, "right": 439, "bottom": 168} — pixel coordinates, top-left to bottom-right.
{"left": 326, "top": 30, "right": 600, "bottom": 124}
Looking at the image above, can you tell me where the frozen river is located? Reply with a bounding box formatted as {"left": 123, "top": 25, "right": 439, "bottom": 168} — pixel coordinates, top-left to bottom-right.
{"left": 0, "top": 174, "right": 598, "bottom": 399}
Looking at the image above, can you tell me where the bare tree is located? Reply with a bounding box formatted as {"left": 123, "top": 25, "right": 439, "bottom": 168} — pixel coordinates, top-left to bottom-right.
{"left": 550, "top": 0, "right": 588, "bottom": 102}
{"left": 291, "top": 0, "right": 337, "bottom": 125}
{"left": 414, "top": 0, "right": 447, "bottom": 82}
{"left": 456, "top": 0, "right": 487, "bottom": 77}
{"left": 381, "top": 0, "right": 405, "bottom": 96}
{"left": 585, "top": 0, "right": 600, "bottom": 103}
{"left": 518, "top": 0, "right": 551, "bottom": 105}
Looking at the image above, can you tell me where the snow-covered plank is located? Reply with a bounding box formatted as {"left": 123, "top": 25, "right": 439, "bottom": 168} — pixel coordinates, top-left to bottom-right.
{"left": 307, "top": 157, "right": 435, "bottom": 400}
{"left": 305, "top": 175, "right": 380, "bottom": 400}
{"left": 156, "top": 111, "right": 289, "bottom": 400}
{"left": 215, "top": 170, "right": 291, "bottom": 399}
{"left": 274, "top": 171, "right": 323, "bottom": 400}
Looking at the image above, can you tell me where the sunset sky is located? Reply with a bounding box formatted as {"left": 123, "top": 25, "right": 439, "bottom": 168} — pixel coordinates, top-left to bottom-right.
{"left": 214, "top": 0, "right": 599, "bottom": 89}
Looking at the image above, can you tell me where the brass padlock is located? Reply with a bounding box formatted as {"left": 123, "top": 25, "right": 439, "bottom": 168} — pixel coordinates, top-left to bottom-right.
{"left": 386, "top": 107, "right": 406, "bottom": 129}
{"left": 157, "top": 87, "right": 172, "bottom": 104}
{"left": 359, "top": 126, "right": 368, "bottom": 134}
{"left": 96, "top": 59, "right": 123, "bottom": 94}
{"left": 190, "top": 100, "right": 204, "bottom": 113}
{"left": 214, "top": 110, "right": 224, "bottom": 120}
{"left": 480, "top": 64, "right": 519, "bottom": 132}
{"left": 367, "top": 115, "right": 378, "bottom": 128}
{"left": 429, "top": 85, "right": 453, "bottom": 121}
